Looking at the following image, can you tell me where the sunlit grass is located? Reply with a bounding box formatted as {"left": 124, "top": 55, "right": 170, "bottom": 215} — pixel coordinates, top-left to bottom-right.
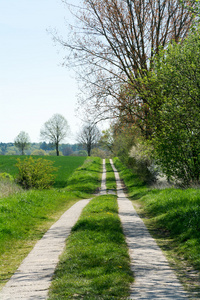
{"left": 105, "top": 159, "right": 116, "bottom": 192}
{"left": 0, "top": 157, "right": 102, "bottom": 289}
{"left": 48, "top": 194, "right": 133, "bottom": 299}
{"left": 66, "top": 157, "right": 102, "bottom": 195}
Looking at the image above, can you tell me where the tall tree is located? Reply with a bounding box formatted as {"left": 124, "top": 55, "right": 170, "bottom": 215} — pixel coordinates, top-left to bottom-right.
{"left": 77, "top": 122, "right": 101, "bottom": 156}
{"left": 14, "top": 131, "right": 31, "bottom": 155}
{"left": 56, "top": 0, "right": 194, "bottom": 136}
{"left": 40, "top": 114, "right": 70, "bottom": 156}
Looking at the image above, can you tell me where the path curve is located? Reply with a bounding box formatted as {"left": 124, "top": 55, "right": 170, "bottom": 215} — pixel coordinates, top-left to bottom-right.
{"left": 110, "top": 159, "right": 188, "bottom": 299}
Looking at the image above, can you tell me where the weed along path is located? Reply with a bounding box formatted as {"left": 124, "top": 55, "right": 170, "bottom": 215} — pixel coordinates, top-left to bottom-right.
{"left": 110, "top": 159, "right": 189, "bottom": 299}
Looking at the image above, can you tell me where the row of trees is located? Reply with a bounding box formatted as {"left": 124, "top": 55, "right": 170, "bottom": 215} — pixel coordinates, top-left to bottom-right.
{"left": 0, "top": 142, "right": 87, "bottom": 156}
{"left": 13, "top": 114, "right": 102, "bottom": 157}
{"left": 56, "top": 0, "right": 199, "bottom": 185}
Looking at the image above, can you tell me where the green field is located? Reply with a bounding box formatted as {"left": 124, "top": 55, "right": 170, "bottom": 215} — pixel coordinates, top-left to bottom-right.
{"left": 0, "top": 155, "right": 86, "bottom": 188}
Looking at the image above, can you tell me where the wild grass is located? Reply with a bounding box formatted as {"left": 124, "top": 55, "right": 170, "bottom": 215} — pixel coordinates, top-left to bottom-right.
{"left": 105, "top": 159, "right": 116, "bottom": 192}
{"left": 113, "top": 157, "right": 200, "bottom": 296}
{"left": 0, "top": 157, "right": 101, "bottom": 289}
{"left": 0, "top": 180, "right": 22, "bottom": 198}
{"left": 48, "top": 194, "right": 133, "bottom": 299}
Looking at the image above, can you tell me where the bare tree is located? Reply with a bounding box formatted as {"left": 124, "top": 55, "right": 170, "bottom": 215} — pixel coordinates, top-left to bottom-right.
{"left": 55, "top": 0, "right": 194, "bottom": 136}
{"left": 77, "top": 122, "right": 101, "bottom": 156}
{"left": 40, "top": 114, "right": 70, "bottom": 156}
{"left": 14, "top": 131, "right": 31, "bottom": 155}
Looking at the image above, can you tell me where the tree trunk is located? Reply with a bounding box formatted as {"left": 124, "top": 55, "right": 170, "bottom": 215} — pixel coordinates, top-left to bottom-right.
{"left": 56, "top": 143, "right": 59, "bottom": 156}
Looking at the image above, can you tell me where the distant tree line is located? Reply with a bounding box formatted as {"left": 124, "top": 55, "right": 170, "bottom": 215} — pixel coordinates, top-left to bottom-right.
{"left": 0, "top": 141, "right": 110, "bottom": 158}
{"left": 0, "top": 142, "right": 86, "bottom": 156}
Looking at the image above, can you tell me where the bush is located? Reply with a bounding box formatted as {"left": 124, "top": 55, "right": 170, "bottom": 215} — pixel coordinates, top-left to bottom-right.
{"left": 129, "top": 141, "right": 157, "bottom": 184}
{"left": 78, "top": 150, "right": 88, "bottom": 156}
{"left": 16, "top": 157, "right": 58, "bottom": 189}
{"left": 151, "top": 30, "right": 200, "bottom": 185}
{"left": 0, "top": 172, "right": 14, "bottom": 181}
{"left": 31, "top": 149, "right": 47, "bottom": 156}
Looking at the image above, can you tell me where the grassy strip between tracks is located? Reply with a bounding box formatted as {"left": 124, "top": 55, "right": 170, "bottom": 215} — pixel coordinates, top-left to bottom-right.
{"left": 113, "top": 157, "right": 200, "bottom": 298}
{"left": 0, "top": 157, "right": 102, "bottom": 289}
{"left": 48, "top": 194, "right": 133, "bottom": 300}
{"left": 105, "top": 159, "right": 116, "bottom": 192}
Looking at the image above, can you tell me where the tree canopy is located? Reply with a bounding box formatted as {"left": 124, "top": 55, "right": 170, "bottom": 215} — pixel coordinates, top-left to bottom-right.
{"left": 40, "top": 114, "right": 70, "bottom": 156}
{"left": 57, "top": 0, "right": 194, "bottom": 136}
{"left": 14, "top": 131, "right": 31, "bottom": 155}
{"left": 77, "top": 122, "right": 101, "bottom": 156}
{"left": 150, "top": 30, "right": 200, "bottom": 184}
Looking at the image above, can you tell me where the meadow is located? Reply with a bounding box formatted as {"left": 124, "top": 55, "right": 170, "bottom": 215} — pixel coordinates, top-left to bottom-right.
{"left": 0, "top": 155, "right": 87, "bottom": 188}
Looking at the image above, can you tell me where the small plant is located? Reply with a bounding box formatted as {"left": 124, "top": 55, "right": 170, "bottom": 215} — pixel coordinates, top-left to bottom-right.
{"left": 0, "top": 172, "right": 14, "bottom": 181}
{"left": 16, "top": 157, "right": 58, "bottom": 189}
{"left": 129, "top": 140, "right": 157, "bottom": 184}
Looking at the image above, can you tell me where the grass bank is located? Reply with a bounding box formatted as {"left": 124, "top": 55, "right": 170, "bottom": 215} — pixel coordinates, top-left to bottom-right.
{"left": 0, "top": 157, "right": 102, "bottom": 289}
{"left": 113, "top": 157, "right": 200, "bottom": 297}
{"left": 66, "top": 157, "right": 102, "bottom": 195}
{"left": 48, "top": 194, "right": 133, "bottom": 299}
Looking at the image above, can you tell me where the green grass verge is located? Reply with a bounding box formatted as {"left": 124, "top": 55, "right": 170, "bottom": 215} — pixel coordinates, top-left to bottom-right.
{"left": 0, "top": 155, "right": 86, "bottom": 188}
{"left": 66, "top": 157, "right": 102, "bottom": 195}
{"left": 0, "top": 157, "right": 102, "bottom": 289}
{"left": 105, "top": 159, "right": 116, "bottom": 192}
{"left": 48, "top": 194, "right": 133, "bottom": 299}
{"left": 113, "top": 157, "right": 200, "bottom": 297}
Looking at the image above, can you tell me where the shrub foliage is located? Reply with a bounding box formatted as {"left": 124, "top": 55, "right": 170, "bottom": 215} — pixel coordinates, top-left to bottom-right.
{"left": 16, "top": 157, "right": 58, "bottom": 189}
{"left": 150, "top": 30, "right": 200, "bottom": 185}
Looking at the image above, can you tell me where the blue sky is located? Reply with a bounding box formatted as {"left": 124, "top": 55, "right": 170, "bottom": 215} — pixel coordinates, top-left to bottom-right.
{"left": 0, "top": 0, "right": 82, "bottom": 143}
